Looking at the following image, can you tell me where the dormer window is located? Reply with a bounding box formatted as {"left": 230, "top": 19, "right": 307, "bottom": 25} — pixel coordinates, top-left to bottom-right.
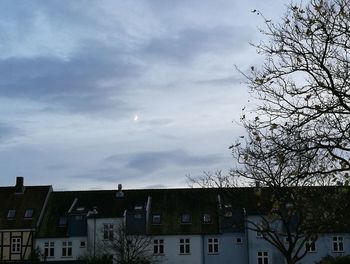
{"left": 24, "top": 209, "right": 34, "bottom": 219}
{"left": 152, "top": 214, "right": 161, "bottom": 224}
{"left": 181, "top": 213, "right": 191, "bottom": 224}
{"left": 202, "top": 213, "right": 211, "bottom": 224}
{"left": 76, "top": 207, "right": 85, "bottom": 212}
{"left": 7, "top": 209, "right": 16, "bottom": 219}
{"left": 224, "top": 204, "right": 232, "bottom": 217}
{"left": 58, "top": 216, "right": 67, "bottom": 227}
{"left": 134, "top": 205, "right": 143, "bottom": 210}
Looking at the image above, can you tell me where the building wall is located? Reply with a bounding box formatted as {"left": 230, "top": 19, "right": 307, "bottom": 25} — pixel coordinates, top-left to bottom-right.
{"left": 35, "top": 237, "right": 87, "bottom": 261}
{"left": 299, "top": 233, "right": 350, "bottom": 264}
{"left": 0, "top": 230, "right": 33, "bottom": 261}
{"left": 86, "top": 217, "right": 123, "bottom": 258}
{"left": 204, "top": 233, "right": 246, "bottom": 264}
{"left": 151, "top": 235, "right": 203, "bottom": 264}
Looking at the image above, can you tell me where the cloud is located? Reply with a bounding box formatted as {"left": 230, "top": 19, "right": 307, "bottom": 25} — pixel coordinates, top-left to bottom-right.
{"left": 140, "top": 25, "right": 253, "bottom": 63}
{"left": 105, "top": 149, "right": 224, "bottom": 173}
{"left": 0, "top": 122, "right": 22, "bottom": 142}
{"left": 0, "top": 40, "right": 143, "bottom": 114}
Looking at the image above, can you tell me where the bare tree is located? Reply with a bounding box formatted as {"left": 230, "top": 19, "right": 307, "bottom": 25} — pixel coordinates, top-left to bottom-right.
{"left": 241, "top": 0, "right": 350, "bottom": 182}
{"left": 187, "top": 170, "right": 239, "bottom": 188}
{"left": 229, "top": 125, "right": 348, "bottom": 264}
{"left": 98, "top": 222, "right": 154, "bottom": 264}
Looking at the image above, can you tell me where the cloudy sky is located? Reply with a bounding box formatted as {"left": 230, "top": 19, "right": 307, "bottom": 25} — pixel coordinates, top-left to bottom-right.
{"left": 0, "top": 0, "right": 289, "bottom": 190}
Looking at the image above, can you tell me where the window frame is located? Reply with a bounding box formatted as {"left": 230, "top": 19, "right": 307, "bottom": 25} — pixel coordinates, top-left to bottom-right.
{"left": 179, "top": 238, "right": 191, "bottom": 254}
{"left": 332, "top": 236, "right": 344, "bottom": 252}
{"left": 180, "top": 213, "right": 191, "bottom": 224}
{"left": 152, "top": 214, "right": 161, "bottom": 224}
{"left": 235, "top": 237, "right": 243, "bottom": 244}
{"left": 202, "top": 213, "right": 211, "bottom": 224}
{"left": 103, "top": 224, "right": 114, "bottom": 240}
{"left": 11, "top": 237, "right": 21, "bottom": 253}
{"left": 44, "top": 241, "right": 55, "bottom": 257}
{"left": 24, "top": 209, "right": 34, "bottom": 219}
{"left": 61, "top": 241, "right": 72, "bottom": 257}
{"left": 207, "top": 238, "right": 219, "bottom": 254}
{"left": 7, "top": 209, "right": 16, "bottom": 219}
{"left": 305, "top": 240, "right": 316, "bottom": 253}
{"left": 257, "top": 251, "right": 269, "bottom": 264}
{"left": 153, "top": 239, "right": 164, "bottom": 255}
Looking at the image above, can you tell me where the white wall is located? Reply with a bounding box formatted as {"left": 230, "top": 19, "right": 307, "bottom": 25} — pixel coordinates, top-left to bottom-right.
{"left": 151, "top": 235, "right": 203, "bottom": 264}
{"left": 86, "top": 217, "right": 123, "bottom": 258}
{"left": 35, "top": 237, "right": 87, "bottom": 261}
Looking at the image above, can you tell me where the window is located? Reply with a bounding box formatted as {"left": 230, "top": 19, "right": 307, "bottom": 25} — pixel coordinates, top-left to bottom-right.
{"left": 208, "top": 238, "right": 219, "bottom": 254}
{"left": 80, "top": 241, "right": 86, "bottom": 248}
{"left": 134, "top": 205, "right": 143, "bottom": 210}
{"left": 152, "top": 214, "right": 161, "bottom": 224}
{"left": 44, "top": 242, "right": 55, "bottom": 257}
{"left": 62, "top": 241, "right": 72, "bottom": 257}
{"left": 58, "top": 216, "right": 67, "bottom": 226}
{"left": 11, "top": 237, "right": 21, "bottom": 253}
{"left": 24, "top": 209, "right": 34, "bottom": 219}
{"left": 202, "top": 213, "right": 211, "bottom": 224}
{"left": 224, "top": 204, "right": 232, "bottom": 217}
{"left": 104, "top": 224, "right": 114, "bottom": 240}
{"left": 332, "top": 236, "right": 344, "bottom": 252}
{"left": 153, "top": 239, "right": 164, "bottom": 255}
{"left": 257, "top": 251, "right": 269, "bottom": 264}
{"left": 134, "top": 214, "right": 142, "bottom": 219}
{"left": 235, "top": 237, "right": 243, "bottom": 244}
{"left": 7, "top": 209, "right": 16, "bottom": 219}
{"left": 179, "top": 238, "right": 190, "bottom": 254}
{"left": 75, "top": 215, "right": 83, "bottom": 220}
{"left": 181, "top": 213, "right": 191, "bottom": 224}
{"left": 306, "top": 240, "right": 316, "bottom": 252}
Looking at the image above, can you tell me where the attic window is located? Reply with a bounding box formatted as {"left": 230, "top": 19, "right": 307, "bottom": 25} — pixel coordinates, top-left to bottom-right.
{"left": 58, "top": 216, "right": 67, "bottom": 226}
{"left": 181, "top": 213, "right": 191, "bottom": 224}
{"left": 202, "top": 213, "right": 211, "bottom": 224}
{"left": 224, "top": 204, "right": 232, "bottom": 217}
{"left": 152, "top": 214, "right": 161, "bottom": 224}
{"left": 24, "top": 209, "right": 34, "bottom": 219}
{"left": 134, "top": 205, "right": 143, "bottom": 210}
{"left": 76, "top": 207, "right": 85, "bottom": 212}
{"left": 7, "top": 209, "right": 16, "bottom": 219}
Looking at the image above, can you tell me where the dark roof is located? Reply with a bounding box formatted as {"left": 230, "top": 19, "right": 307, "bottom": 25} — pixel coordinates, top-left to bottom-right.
{"left": 0, "top": 185, "right": 51, "bottom": 229}
{"left": 36, "top": 189, "right": 151, "bottom": 237}
{"left": 36, "top": 186, "right": 350, "bottom": 238}
{"left": 147, "top": 188, "right": 220, "bottom": 235}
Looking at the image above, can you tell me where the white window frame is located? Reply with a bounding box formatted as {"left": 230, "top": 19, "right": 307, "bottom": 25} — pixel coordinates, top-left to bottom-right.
{"left": 332, "top": 236, "right": 344, "bottom": 252}
{"left": 257, "top": 251, "right": 269, "bottom": 264}
{"left": 179, "top": 238, "right": 190, "bottom": 254}
{"left": 44, "top": 241, "right": 55, "bottom": 257}
{"left": 305, "top": 240, "right": 316, "bottom": 252}
{"left": 153, "top": 239, "right": 164, "bottom": 255}
{"left": 11, "top": 237, "right": 21, "bottom": 253}
{"left": 208, "top": 238, "right": 219, "bottom": 254}
{"left": 103, "top": 224, "right": 114, "bottom": 240}
{"left": 61, "top": 241, "right": 72, "bottom": 257}
{"left": 235, "top": 237, "right": 243, "bottom": 244}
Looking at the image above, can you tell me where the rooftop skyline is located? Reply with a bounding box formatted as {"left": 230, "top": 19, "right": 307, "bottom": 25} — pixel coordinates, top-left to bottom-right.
{"left": 0, "top": 0, "right": 289, "bottom": 190}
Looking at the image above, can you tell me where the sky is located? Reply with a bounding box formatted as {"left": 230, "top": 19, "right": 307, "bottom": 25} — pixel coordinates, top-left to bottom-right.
{"left": 0, "top": 0, "right": 289, "bottom": 190}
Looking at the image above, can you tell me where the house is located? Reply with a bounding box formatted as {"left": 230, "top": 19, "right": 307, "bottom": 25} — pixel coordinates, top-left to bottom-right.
{"left": 0, "top": 177, "right": 51, "bottom": 261}
{"left": 2, "top": 178, "right": 350, "bottom": 263}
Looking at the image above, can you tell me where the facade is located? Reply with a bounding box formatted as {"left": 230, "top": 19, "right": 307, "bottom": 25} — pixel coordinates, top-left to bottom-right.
{"left": 0, "top": 177, "right": 51, "bottom": 261}
{"left": 1, "top": 178, "right": 350, "bottom": 263}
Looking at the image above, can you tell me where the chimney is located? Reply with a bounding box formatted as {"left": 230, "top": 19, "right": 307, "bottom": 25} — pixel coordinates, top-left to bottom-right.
{"left": 116, "top": 184, "right": 124, "bottom": 198}
{"left": 15, "top": 176, "right": 25, "bottom": 194}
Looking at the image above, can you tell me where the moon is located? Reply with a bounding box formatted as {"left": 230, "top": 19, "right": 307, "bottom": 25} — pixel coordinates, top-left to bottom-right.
{"left": 133, "top": 114, "right": 139, "bottom": 121}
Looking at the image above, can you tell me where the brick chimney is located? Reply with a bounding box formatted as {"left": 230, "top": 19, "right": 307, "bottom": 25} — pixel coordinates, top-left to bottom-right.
{"left": 15, "top": 176, "right": 25, "bottom": 194}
